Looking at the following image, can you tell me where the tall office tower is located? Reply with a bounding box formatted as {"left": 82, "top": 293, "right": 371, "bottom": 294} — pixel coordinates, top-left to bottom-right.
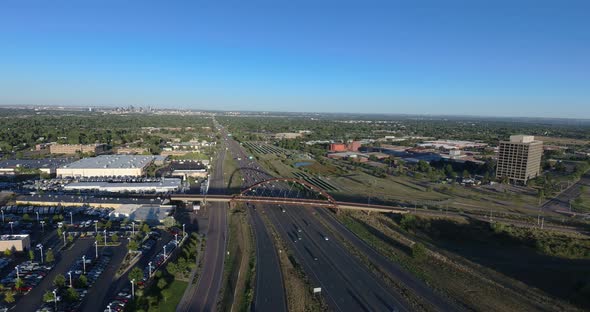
{"left": 496, "top": 135, "right": 543, "bottom": 184}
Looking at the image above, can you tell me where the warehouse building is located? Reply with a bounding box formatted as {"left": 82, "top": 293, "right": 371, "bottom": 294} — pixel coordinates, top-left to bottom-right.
{"left": 0, "top": 234, "right": 31, "bottom": 252}
{"left": 56, "top": 155, "right": 156, "bottom": 178}
{"left": 62, "top": 178, "right": 182, "bottom": 193}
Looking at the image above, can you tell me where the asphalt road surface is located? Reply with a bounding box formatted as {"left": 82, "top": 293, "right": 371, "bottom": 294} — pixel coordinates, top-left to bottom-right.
{"left": 220, "top": 123, "right": 288, "bottom": 312}
{"left": 17, "top": 238, "right": 93, "bottom": 312}
{"left": 315, "top": 208, "right": 456, "bottom": 311}
{"left": 542, "top": 171, "right": 590, "bottom": 213}
{"left": 221, "top": 125, "right": 413, "bottom": 312}
{"left": 177, "top": 144, "right": 228, "bottom": 312}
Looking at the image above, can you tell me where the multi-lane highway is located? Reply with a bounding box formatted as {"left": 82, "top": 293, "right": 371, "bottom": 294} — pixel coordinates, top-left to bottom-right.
{"left": 220, "top": 126, "right": 442, "bottom": 312}
{"left": 177, "top": 145, "right": 228, "bottom": 312}
{"left": 222, "top": 124, "right": 288, "bottom": 311}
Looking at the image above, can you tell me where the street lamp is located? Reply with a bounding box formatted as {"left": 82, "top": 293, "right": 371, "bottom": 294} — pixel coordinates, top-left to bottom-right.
{"left": 104, "top": 229, "right": 107, "bottom": 246}
{"left": 69, "top": 212, "right": 73, "bottom": 225}
{"left": 131, "top": 279, "right": 135, "bottom": 299}
{"left": 82, "top": 255, "right": 86, "bottom": 274}
{"left": 8, "top": 221, "right": 14, "bottom": 234}
{"left": 175, "top": 233, "right": 178, "bottom": 246}
{"left": 148, "top": 261, "right": 153, "bottom": 278}
{"left": 68, "top": 271, "right": 73, "bottom": 288}
{"left": 52, "top": 289, "right": 58, "bottom": 310}
{"left": 95, "top": 241, "right": 98, "bottom": 258}
{"left": 37, "top": 244, "right": 44, "bottom": 263}
{"left": 63, "top": 231, "right": 67, "bottom": 245}
{"left": 163, "top": 245, "right": 167, "bottom": 258}
{"left": 40, "top": 220, "right": 45, "bottom": 232}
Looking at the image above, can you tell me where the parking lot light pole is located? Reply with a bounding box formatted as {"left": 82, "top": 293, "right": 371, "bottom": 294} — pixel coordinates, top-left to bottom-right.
{"left": 175, "top": 233, "right": 178, "bottom": 245}
{"left": 68, "top": 271, "right": 72, "bottom": 288}
{"left": 8, "top": 221, "right": 14, "bottom": 234}
{"left": 15, "top": 266, "right": 19, "bottom": 279}
{"left": 63, "top": 231, "right": 66, "bottom": 245}
{"left": 163, "top": 245, "right": 167, "bottom": 258}
{"left": 182, "top": 224, "right": 186, "bottom": 237}
{"left": 82, "top": 255, "right": 86, "bottom": 274}
{"left": 131, "top": 279, "right": 135, "bottom": 299}
{"left": 94, "top": 220, "right": 98, "bottom": 234}
{"left": 1, "top": 210, "right": 4, "bottom": 223}
{"left": 69, "top": 212, "right": 73, "bottom": 226}
{"left": 95, "top": 241, "right": 98, "bottom": 258}
{"left": 108, "top": 304, "right": 112, "bottom": 312}
{"left": 53, "top": 289, "right": 58, "bottom": 310}
{"left": 132, "top": 222, "right": 135, "bottom": 236}
{"left": 40, "top": 220, "right": 45, "bottom": 232}
{"left": 36, "top": 211, "right": 40, "bottom": 223}
{"left": 38, "top": 244, "right": 44, "bottom": 263}
{"left": 148, "top": 261, "right": 153, "bottom": 277}
{"left": 104, "top": 229, "right": 107, "bottom": 246}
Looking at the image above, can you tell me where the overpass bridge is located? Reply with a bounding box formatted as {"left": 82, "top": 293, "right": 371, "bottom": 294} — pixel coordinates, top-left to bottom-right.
{"left": 170, "top": 177, "right": 409, "bottom": 213}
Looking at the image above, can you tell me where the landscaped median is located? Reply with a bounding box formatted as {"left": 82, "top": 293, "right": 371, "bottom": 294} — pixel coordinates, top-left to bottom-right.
{"left": 109, "top": 231, "right": 202, "bottom": 312}
{"left": 217, "top": 206, "right": 255, "bottom": 312}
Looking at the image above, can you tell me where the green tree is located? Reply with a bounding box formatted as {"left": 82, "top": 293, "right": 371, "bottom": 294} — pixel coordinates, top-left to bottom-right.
{"left": 4, "top": 249, "right": 11, "bottom": 257}
{"left": 65, "top": 287, "right": 79, "bottom": 302}
{"left": 54, "top": 274, "right": 66, "bottom": 288}
{"left": 22, "top": 213, "right": 31, "bottom": 222}
{"left": 105, "top": 220, "right": 112, "bottom": 230}
{"left": 129, "top": 267, "right": 144, "bottom": 283}
{"left": 29, "top": 249, "right": 35, "bottom": 261}
{"left": 14, "top": 278, "right": 24, "bottom": 290}
{"left": 111, "top": 233, "right": 119, "bottom": 243}
{"left": 45, "top": 249, "right": 55, "bottom": 263}
{"left": 96, "top": 234, "right": 104, "bottom": 245}
{"left": 157, "top": 278, "right": 167, "bottom": 290}
{"left": 43, "top": 290, "right": 54, "bottom": 303}
{"left": 57, "top": 227, "right": 63, "bottom": 238}
{"left": 161, "top": 289, "right": 171, "bottom": 302}
{"left": 68, "top": 234, "right": 74, "bottom": 244}
{"left": 4, "top": 291, "right": 15, "bottom": 304}
{"left": 166, "top": 262, "right": 178, "bottom": 276}
{"left": 128, "top": 240, "right": 139, "bottom": 251}
{"left": 141, "top": 223, "right": 150, "bottom": 233}
{"left": 78, "top": 275, "right": 88, "bottom": 288}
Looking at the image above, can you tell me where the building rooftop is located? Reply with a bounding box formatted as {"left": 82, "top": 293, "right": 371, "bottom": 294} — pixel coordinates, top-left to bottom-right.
{"left": 61, "top": 155, "right": 155, "bottom": 169}
{"left": 1, "top": 234, "right": 29, "bottom": 241}
{"left": 0, "top": 158, "right": 74, "bottom": 169}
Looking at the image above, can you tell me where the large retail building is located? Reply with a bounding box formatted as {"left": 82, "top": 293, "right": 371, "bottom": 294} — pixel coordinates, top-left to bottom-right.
{"left": 56, "top": 155, "right": 156, "bottom": 178}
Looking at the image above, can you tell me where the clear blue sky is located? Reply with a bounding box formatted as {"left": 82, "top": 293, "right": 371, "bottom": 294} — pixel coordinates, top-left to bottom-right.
{"left": 0, "top": 0, "right": 589, "bottom": 118}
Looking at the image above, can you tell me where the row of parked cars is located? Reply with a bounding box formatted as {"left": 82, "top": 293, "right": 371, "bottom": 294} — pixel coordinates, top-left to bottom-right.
{"left": 35, "top": 253, "right": 112, "bottom": 312}
{"left": 2, "top": 261, "right": 54, "bottom": 293}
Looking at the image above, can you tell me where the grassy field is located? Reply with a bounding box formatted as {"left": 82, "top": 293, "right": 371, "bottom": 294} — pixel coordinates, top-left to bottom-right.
{"left": 156, "top": 280, "right": 189, "bottom": 312}
{"left": 337, "top": 211, "right": 588, "bottom": 311}
{"left": 218, "top": 208, "right": 255, "bottom": 312}
{"left": 536, "top": 136, "right": 590, "bottom": 146}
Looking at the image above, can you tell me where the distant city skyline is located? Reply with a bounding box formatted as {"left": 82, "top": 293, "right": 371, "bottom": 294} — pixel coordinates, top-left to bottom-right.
{"left": 0, "top": 1, "right": 589, "bottom": 118}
